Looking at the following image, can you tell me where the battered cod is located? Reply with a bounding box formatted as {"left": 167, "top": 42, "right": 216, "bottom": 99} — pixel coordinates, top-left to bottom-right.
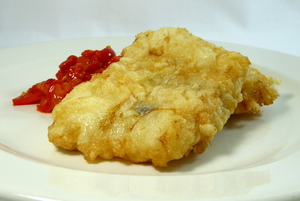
{"left": 48, "top": 27, "right": 280, "bottom": 167}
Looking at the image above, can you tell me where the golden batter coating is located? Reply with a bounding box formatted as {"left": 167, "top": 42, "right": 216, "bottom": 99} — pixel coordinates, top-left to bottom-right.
{"left": 48, "top": 27, "right": 279, "bottom": 167}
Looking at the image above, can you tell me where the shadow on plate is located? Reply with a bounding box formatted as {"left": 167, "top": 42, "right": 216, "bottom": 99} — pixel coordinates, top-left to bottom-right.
{"left": 157, "top": 113, "right": 262, "bottom": 173}
{"left": 159, "top": 93, "right": 291, "bottom": 173}
{"left": 52, "top": 93, "right": 289, "bottom": 173}
{"left": 52, "top": 113, "right": 266, "bottom": 173}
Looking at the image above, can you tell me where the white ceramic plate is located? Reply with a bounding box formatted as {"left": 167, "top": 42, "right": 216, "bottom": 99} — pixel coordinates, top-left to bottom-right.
{"left": 0, "top": 37, "right": 299, "bottom": 201}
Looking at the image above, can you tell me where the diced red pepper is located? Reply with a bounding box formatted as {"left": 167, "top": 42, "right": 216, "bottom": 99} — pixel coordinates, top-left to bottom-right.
{"left": 12, "top": 46, "right": 120, "bottom": 113}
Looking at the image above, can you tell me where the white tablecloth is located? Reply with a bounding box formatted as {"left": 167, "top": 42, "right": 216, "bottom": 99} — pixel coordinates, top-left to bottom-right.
{"left": 1, "top": 0, "right": 299, "bottom": 57}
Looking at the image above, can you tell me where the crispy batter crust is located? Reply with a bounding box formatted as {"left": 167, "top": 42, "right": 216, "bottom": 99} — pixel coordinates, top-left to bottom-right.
{"left": 48, "top": 27, "right": 279, "bottom": 167}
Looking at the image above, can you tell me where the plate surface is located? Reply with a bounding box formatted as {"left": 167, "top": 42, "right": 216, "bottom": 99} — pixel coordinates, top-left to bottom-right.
{"left": 0, "top": 37, "right": 300, "bottom": 201}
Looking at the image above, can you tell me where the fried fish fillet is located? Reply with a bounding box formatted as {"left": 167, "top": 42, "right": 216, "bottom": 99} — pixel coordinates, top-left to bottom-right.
{"left": 48, "top": 27, "right": 280, "bottom": 167}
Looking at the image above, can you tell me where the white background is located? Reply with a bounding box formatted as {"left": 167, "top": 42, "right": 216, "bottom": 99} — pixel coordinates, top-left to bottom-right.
{"left": 1, "top": 0, "right": 299, "bottom": 57}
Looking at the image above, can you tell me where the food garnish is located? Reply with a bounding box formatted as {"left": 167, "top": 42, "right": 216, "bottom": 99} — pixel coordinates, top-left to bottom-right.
{"left": 12, "top": 46, "right": 120, "bottom": 113}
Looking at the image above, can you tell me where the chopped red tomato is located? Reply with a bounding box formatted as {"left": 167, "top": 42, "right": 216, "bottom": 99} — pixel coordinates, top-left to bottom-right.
{"left": 12, "top": 46, "right": 121, "bottom": 113}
